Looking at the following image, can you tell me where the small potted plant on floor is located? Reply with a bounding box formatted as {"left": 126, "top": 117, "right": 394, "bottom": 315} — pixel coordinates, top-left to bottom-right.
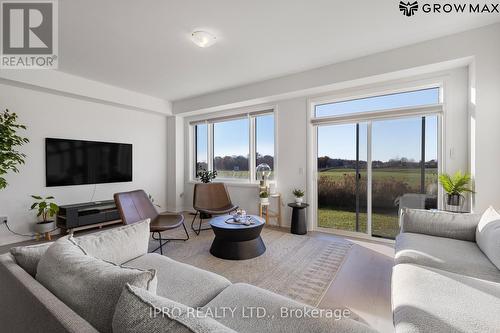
{"left": 293, "top": 188, "right": 305, "bottom": 205}
{"left": 31, "top": 195, "right": 59, "bottom": 239}
{"left": 438, "top": 171, "right": 474, "bottom": 211}
{"left": 259, "top": 190, "right": 269, "bottom": 205}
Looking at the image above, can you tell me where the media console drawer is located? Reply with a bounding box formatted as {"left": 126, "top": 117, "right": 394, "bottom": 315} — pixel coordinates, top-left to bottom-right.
{"left": 57, "top": 200, "right": 121, "bottom": 231}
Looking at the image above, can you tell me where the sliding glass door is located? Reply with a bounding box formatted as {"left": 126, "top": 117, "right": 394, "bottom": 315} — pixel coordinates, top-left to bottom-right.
{"left": 317, "top": 123, "right": 368, "bottom": 233}
{"left": 316, "top": 115, "right": 438, "bottom": 239}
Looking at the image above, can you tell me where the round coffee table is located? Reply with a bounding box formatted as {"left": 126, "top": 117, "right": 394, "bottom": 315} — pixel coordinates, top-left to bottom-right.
{"left": 209, "top": 215, "right": 266, "bottom": 260}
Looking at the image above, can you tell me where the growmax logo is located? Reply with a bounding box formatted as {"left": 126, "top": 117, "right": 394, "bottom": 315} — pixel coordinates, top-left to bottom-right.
{"left": 399, "top": 1, "right": 500, "bottom": 16}
{"left": 1, "top": 0, "right": 58, "bottom": 69}
{"left": 399, "top": 1, "right": 419, "bottom": 16}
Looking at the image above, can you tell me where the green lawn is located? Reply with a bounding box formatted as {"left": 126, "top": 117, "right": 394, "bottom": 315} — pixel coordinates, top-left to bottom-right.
{"left": 318, "top": 208, "right": 399, "bottom": 239}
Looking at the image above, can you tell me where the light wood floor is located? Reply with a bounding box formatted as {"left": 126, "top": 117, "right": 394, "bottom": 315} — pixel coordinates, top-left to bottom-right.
{"left": 1, "top": 224, "right": 394, "bottom": 333}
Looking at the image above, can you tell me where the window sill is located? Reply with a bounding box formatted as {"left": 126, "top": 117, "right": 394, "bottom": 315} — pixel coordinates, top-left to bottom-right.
{"left": 188, "top": 180, "right": 276, "bottom": 188}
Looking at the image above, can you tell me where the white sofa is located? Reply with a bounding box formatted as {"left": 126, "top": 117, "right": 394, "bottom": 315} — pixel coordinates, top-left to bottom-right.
{"left": 393, "top": 208, "right": 500, "bottom": 332}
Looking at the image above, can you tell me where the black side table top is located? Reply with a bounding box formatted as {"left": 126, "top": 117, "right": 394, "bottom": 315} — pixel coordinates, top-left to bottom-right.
{"left": 287, "top": 203, "right": 309, "bottom": 209}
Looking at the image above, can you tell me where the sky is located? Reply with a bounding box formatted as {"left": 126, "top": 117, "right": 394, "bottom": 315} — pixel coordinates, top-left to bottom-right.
{"left": 196, "top": 114, "right": 274, "bottom": 162}
{"left": 317, "top": 88, "right": 439, "bottom": 162}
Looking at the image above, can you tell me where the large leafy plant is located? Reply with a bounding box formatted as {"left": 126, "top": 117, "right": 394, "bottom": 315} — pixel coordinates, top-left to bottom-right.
{"left": 438, "top": 171, "right": 474, "bottom": 195}
{"left": 0, "top": 109, "right": 29, "bottom": 189}
{"left": 30, "top": 195, "right": 59, "bottom": 223}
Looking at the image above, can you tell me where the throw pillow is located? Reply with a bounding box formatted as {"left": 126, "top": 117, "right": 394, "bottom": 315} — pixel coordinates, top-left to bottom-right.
{"left": 112, "top": 284, "right": 236, "bottom": 333}
{"left": 476, "top": 206, "right": 500, "bottom": 269}
{"left": 36, "top": 236, "right": 157, "bottom": 333}
{"left": 400, "top": 208, "right": 480, "bottom": 241}
{"left": 9, "top": 242, "right": 52, "bottom": 276}
{"left": 70, "top": 219, "right": 150, "bottom": 264}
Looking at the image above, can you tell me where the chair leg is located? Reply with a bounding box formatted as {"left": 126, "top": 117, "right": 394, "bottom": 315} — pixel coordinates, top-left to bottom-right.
{"left": 150, "top": 225, "right": 189, "bottom": 255}
{"left": 191, "top": 211, "right": 200, "bottom": 235}
{"left": 190, "top": 211, "right": 212, "bottom": 236}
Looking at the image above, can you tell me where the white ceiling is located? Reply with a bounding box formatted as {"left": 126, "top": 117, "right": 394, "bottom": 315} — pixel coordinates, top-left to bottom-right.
{"left": 59, "top": 0, "right": 500, "bottom": 101}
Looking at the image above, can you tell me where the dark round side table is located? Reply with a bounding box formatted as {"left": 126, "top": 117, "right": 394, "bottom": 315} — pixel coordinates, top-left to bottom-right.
{"left": 288, "top": 203, "right": 309, "bottom": 235}
{"left": 209, "top": 215, "right": 266, "bottom": 260}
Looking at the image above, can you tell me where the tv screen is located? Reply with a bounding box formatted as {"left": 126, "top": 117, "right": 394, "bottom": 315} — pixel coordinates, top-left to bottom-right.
{"left": 46, "top": 138, "right": 132, "bottom": 187}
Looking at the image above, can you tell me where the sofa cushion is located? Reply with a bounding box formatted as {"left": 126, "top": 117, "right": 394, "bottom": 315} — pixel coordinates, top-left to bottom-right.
{"left": 36, "top": 236, "right": 157, "bottom": 333}
{"left": 395, "top": 232, "right": 500, "bottom": 282}
{"left": 476, "top": 206, "right": 500, "bottom": 270}
{"left": 9, "top": 242, "right": 52, "bottom": 277}
{"left": 70, "top": 219, "right": 150, "bottom": 265}
{"left": 202, "top": 283, "right": 376, "bottom": 333}
{"left": 112, "top": 284, "right": 236, "bottom": 333}
{"left": 392, "top": 263, "right": 500, "bottom": 333}
{"left": 400, "top": 208, "right": 480, "bottom": 241}
{"left": 124, "top": 253, "right": 231, "bottom": 307}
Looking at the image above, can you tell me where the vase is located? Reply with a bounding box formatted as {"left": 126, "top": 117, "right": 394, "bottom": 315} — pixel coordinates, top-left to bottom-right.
{"left": 295, "top": 197, "right": 303, "bottom": 205}
{"left": 445, "top": 194, "right": 464, "bottom": 212}
{"left": 260, "top": 198, "right": 269, "bottom": 205}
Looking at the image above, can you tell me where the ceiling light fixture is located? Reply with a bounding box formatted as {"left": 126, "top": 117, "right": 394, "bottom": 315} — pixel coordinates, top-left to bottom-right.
{"left": 191, "top": 31, "right": 217, "bottom": 48}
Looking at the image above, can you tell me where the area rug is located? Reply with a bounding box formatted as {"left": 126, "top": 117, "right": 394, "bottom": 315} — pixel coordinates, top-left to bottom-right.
{"left": 154, "top": 227, "right": 353, "bottom": 306}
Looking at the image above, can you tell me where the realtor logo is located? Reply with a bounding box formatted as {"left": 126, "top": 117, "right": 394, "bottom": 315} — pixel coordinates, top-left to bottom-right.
{"left": 1, "top": 0, "right": 58, "bottom": 69}
{"left": 399, "top": 1, "right": 419, "bottom": 16}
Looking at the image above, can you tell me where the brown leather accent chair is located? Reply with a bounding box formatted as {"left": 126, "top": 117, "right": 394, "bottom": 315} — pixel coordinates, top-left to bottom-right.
{"left": 114, "top": 190, "right": 189, "bottom": 254}
{"left": 191, "top": 183, "right": 238, "bottom": 235}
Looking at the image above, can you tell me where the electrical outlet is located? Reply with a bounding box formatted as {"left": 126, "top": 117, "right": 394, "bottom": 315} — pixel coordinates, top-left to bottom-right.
{"left": 0, "top": 216, "right": 7, "bottom": 224}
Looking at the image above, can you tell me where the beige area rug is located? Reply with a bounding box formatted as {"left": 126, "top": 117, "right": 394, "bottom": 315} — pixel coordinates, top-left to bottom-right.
{"left": 153, "top": 226, "right": 353, "bottom": 306}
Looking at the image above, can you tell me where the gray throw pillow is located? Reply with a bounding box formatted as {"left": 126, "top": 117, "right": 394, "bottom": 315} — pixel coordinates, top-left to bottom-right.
{"left": 70, "top": 219, "right": 150, "bottom": 265}
{"left": 400, "top": 208, "right": 480, "bottom": 241}
{"left": 36, "top": 236, "right": 157, "bottom": 333}
{"left": 9, "top": 242, "right": 52, "bottom": 276}
{"left": 113, "top": 284, "right": 236, "bottom": 333}
{"left": 476, "top": 206, "right": 500, "bottom": 269}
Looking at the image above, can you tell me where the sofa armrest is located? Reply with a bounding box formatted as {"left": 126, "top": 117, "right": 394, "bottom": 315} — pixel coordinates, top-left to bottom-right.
{"left": 0, "top": 253, "right": 99, "bottom": 333}
{"left": 400, "top": 208, "right": 480, "bottom": 241}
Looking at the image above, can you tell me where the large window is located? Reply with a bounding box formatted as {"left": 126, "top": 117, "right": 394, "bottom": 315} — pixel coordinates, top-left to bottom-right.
{"left": 192, "top": 111, "right": 275, "bottom": 182}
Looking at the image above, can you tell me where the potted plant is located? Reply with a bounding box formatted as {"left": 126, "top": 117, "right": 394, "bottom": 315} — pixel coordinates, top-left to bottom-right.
{"left": 197, "top": 169, "right": 217, "bottom": 183}
{"left": 0, "top": 109, "right": 29, "bottom": 190}
{"left": 259, "top": 190, "right": 269, "bottom": 205}
{"left": 438, "top": 171, "right": 474, "bottom": 210}
{"left": 30, "top": 195, "right": 59, "bottom": 238}
{"left": 293, "top": 188, "right": 305, "bottom": 205}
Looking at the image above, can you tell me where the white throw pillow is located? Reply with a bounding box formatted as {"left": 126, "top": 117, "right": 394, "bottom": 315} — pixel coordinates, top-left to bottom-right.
{"left": 36, "top": 236, "right": 157, "bottom": 333}
{"left": 70, "top": 219, "right": 150, "bottom": 265}
{"left": 476, "top": 206, "right": 500, "bottom": 269}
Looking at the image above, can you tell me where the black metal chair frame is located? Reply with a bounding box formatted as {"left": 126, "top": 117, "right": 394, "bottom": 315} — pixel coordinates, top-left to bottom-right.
{"left": 150, "top": 221, "right": 189, "bottom": 255}
{"left": 190, "top": 210, "right": 238, "bottom": 236}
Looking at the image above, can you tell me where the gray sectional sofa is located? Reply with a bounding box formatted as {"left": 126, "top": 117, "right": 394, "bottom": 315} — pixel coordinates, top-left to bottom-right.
{"left": 0, "top": 219, "right": 375, "bottom": 333}
{"left": 393, "top": 208, "right": 500, "bottom": 332}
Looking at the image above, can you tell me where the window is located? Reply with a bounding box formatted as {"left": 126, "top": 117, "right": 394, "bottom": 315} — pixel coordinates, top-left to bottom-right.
{"left": 194, "top": 124, "right": 208, "bottom": 175}
{"left": 213, "top": 118, "right": 249, "bottom": 179}
{"left": 256, "top": 114, "right": 275, "bottom": 180}
{"left": 315, "top": 87, "right": 440, "bottom": 118}
{"left": 192, "top": 111, "right": 275, "bottom": 182}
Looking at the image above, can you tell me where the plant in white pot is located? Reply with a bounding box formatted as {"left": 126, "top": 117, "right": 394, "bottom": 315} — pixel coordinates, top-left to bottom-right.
{"left": 30, "top": 195, "right": 59, "bottom": 240}
{"left": 259, "top": 190, "right": 269, "bottom": 205}
{"left": 438, "top": 171, "right": 474, "bottom": 211}
{"left": 293, "top": 188, "right": 305, "bottom": 205}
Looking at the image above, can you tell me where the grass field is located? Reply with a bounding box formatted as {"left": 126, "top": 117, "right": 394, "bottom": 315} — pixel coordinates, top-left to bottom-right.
{"left": 318, "top": 168, "right": 437, "bottom": 239}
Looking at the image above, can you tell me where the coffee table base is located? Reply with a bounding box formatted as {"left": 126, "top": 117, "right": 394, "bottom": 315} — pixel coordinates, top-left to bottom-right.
{"left": 210, "top": 236, "right": 266, "bottom": 260}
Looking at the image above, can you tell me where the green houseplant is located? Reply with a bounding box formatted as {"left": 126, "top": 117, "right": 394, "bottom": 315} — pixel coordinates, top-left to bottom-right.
{"left": 30, "top": 195, "right": 59, "bottom": 237}
{"left": 438, "top": 171, "right": 474, "bottom": 208}
{"left": 259, "top": 190, "right": 269, "bottom": 205}
{"left": 293, "top": 188, "right": 305, "bottom": 205}
{"left": 197, "top": 169, "right": 217, "bottom": 183}
{"left": 0, "top": 109, "right": 29, "bottom": 190}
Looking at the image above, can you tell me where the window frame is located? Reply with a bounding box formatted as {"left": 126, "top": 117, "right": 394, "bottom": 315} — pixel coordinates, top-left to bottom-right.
{"left": 190, "top": 108, "right": 276, "bottom": 184}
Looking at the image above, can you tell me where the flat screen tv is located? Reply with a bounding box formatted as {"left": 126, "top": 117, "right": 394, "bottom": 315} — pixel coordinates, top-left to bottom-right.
{"left": 46, "top": 138, "right": 132, "bottom": 187}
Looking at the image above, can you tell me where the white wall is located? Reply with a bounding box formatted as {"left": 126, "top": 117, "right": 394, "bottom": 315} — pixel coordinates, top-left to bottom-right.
{"left": 175, "top": 23, "right": 500, "bottom": 218}
{"left": 0, "top": 82, "right": 168, "bottom": 245}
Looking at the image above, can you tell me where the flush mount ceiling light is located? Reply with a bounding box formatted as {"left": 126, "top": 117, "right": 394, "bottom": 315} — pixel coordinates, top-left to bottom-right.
{"left": 191, "top": 31, "right": 217, "bottom": 48}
